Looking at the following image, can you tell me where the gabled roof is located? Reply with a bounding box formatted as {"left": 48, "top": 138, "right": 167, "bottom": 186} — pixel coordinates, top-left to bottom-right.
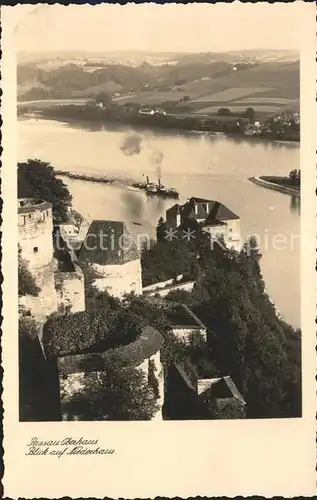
{"left": 166, "top": 203, "right": 181, "bottom": 216}
{"left": 143, "top": 298, "right": 206, "bottom": 330}
{"left": 197, "top": 376, "right": 246, "bottom": 405}
{"left": 180, "top": 198, "right": 239, "bottom": 223}
{"left": 77, "top": 220, "right": 140, "bottom": 265}
{"left": 165, "top": 302, "right": 206, "bottom": 329}
{"left": 173, "top": 359, "right": 198, "bottom": 392}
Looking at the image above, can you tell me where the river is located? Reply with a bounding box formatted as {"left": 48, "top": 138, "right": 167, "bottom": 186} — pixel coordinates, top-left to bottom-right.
{"left": 18, "top": 118, "right": 300, "bottom": 327}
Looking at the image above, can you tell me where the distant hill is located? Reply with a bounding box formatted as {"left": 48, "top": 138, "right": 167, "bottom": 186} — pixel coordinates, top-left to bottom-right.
{"left": 18, "top": 48, "right": 299, "bottom": 65}
{"left": 17, "top": 53, "right": 299, "bottom": 116}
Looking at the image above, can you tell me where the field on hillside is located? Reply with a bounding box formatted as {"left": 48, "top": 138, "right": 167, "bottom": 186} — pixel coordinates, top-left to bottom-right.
{"left": 114, "top": 90, "right": 186, "bottom": 105}
{"left": 72, "top": 81, "right": 123, "bottom": 97}
{"left": 18, "top": 59, "right": 299, "bottom": 120}
{"left": 114, "top": 62, "right": 299, "bottom": 118}
{"left": 189, "top": 86, "right": 274, "bottom": 103}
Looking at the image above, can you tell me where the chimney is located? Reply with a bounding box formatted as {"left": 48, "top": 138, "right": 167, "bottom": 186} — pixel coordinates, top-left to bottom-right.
{"left": 206, "top": 202, "right": 210, "bottom": 214}
{"left": 194, "top": 203, "right": 198, "bottom": 216}
{"left": 158, "top": 178, "right": 161, "bottom": 187}
{"left": 146, "top": 175, "right": 150, "bottom": 184}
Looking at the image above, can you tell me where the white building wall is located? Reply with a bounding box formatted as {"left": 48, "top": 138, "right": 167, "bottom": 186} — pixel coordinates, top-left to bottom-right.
{"left": 172, "top": 327, "right": 207, "bottom": 344}
{"left": 223, "top": 219, "right": 241, "bottom": 251}
{"left": 203, "top": 219, "right": 241, "bottom": 252}
{"left": 55, "top": 272, "right": 86, "bottom": 314}
{"left": 92, "top": 258, "right": 142, "bottom": 297}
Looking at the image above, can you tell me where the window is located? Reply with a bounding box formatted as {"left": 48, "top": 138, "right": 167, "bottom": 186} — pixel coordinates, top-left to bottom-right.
{"left": 28, "top": 214, "right": 32, "bottom": 219}
{"left": 33, "top": 247, "right": 39, "bottom": 253}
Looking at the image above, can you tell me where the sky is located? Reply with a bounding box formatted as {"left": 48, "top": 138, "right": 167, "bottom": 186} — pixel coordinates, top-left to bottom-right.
{"left": 14, "top": 2, "right": 307, "bottom": 54}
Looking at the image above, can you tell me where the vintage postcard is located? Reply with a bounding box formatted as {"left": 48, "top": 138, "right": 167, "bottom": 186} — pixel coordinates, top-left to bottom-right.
{"left": 2, "top": 2, "right": 316, "bottom": 497}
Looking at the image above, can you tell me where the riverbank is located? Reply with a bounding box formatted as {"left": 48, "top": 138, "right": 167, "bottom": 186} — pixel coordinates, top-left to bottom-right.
{"left": 20, "top": 113, "right": 300, "bottom": 148}
{"left": 248, "top": 176, "right": 300, "bottom": 198}
{"left": 19, "top": 102, "right": 300, "bottom": 143}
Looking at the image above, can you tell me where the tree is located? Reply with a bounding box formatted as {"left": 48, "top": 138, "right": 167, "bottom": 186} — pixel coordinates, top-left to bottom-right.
{"left": 18, "top": 248, "right": 40, "bottom": 297}
{"left": 156, "top": 216, "right": 168, "bottom": 242}
{"left": 62, "top": 359, "right": 159, "bottom": 421}
{"left": 95, "top": 92, "right": 112, "bottom": 107}
{"left": 200, "top": 397, "right": 246, "bottom": 419}
{"left": 217, "top": 108, "right": 231, "bottom": 116}
{"left": 289, "top": 169, "right": 301, "bottom": 187}
{"left": 244, "top": 107, "right": 256, "bottom": 121}
{"left": 19, "top": 314, "right": 61, "bottom": 422}
{"left": 141, "top": 237, "right": 195, "bottom": 287}
{"left": 18, "top": 159, "right": 72, "bottom": 223}
{"left": 183, "top": 236, "right": 301, "bottom": 419}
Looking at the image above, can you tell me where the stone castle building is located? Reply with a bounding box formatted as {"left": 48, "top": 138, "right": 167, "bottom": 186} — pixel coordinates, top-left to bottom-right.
{"left": 56, "top": 325, "right": 165, "bottom": 421}
{"left": 18, "top": 198, "right": 58, "bottom": 317}
{"left": 18, "top": 200, "right": 142, "bottom": 319}
{"left": 77, "top": 220, "right": 142, "bottom": 298}
{"left": 166, "top": 197, "right": 241, "bottom": 251}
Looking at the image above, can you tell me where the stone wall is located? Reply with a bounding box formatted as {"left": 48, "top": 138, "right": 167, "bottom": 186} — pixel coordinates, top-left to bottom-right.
{"left": 19, "top": 282, "right": 58, "bottom": 319}
{"left": 55, "top": 266, "right": 85, "bottom": 314}
{"left": 145, "top": 280, "right": 195, "bottom": 298}
{"left": 142, "top": 274, "right": 184, "bottom": 293}
{"left": 92, "top": 258, "right": 142, "bottom": 298}
{"left": 18, "top": 199, "right": 57, "bottom": 316}
{"left": 19, "top": 204, "right": 54, "bottom": 271}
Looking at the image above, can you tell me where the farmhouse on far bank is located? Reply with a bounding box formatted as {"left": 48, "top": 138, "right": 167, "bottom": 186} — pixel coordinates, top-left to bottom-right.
{"left": 166, "top": 197, "right": 241, "bottom": 251}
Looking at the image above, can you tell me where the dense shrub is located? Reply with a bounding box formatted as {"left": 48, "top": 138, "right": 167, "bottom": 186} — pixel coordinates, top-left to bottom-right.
{"left": 18, "top": 159, "right": 72, "bottom": 223}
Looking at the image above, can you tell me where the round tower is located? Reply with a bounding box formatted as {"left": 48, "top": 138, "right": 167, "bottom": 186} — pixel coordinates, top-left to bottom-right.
{"left": 18, "top": 198, "right": 54, "bottom": 274}
{"left": 18, "top": 198, "right": 57, "bottom": 316}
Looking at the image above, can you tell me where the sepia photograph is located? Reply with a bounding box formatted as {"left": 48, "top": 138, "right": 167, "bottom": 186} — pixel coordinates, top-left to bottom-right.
{"left": 15, "top": 3, "right": 302, "bottom": 424}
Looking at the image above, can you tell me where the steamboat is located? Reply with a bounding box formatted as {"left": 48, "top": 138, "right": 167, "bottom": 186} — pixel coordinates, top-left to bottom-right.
{"left": 132, "top": 176, "right": 179, "bottom": 199}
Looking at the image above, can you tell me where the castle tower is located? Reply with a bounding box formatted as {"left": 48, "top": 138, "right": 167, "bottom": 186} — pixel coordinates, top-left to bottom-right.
{"left": 18, "top": 198, "right": 57, "bottom": 317}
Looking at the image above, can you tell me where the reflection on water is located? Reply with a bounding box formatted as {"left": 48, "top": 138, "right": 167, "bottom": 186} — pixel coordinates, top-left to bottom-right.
{"left": 18, "top": 118, "right": 300, "bottom": 327}
{"left": 290, "top": 195, "right": 301, "bottom": 215}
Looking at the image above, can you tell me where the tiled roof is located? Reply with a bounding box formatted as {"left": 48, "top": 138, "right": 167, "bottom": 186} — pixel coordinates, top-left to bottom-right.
{"left": 173, "top": 359, "right": 198, "bottom": 392}
{"left": 179, "top": 198, "right": 239, "bottom": 223}
{"left": 197, "top": 376, "right": 246, "bottom": 405}
{"left": 144, "top": 298, "right": 206, "bottom": 330}
{"left": 223, "top": 376, "right": 246, "bottom": 405}
{"left": 166, "top": 302, "right": 206, "bottom": 329}
{"left": 77, "top": 220, "right": 140, "bottom": 265}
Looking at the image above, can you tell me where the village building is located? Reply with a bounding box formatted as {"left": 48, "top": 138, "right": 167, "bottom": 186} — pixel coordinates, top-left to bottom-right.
{"left": 166, "top": 197, "right": 241, "bottom": 251}
{"left": 147, "top": 299, "right": 207, "bottom": 344}
{"left": 77, "top": 220, "right": 142, "bottom": 298}
{"left": 164, "top": 358, "right": 246, "bottom": 420}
